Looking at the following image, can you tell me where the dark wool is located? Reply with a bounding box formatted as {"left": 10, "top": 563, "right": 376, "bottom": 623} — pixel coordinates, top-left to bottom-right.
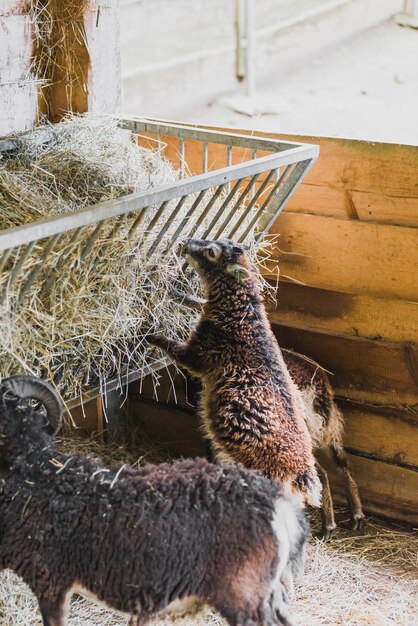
{"left": 150, "top": 239, "right": 321, "bottom": 507}
{"left": 0, "top": 400, "right": 307, "bottom": 626}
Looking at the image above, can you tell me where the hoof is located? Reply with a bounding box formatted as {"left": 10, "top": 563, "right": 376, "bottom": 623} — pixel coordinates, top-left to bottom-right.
{"left": 319, "top": 525, "right": 336, "bottom": 541}
{"left": 351, "top": 515, "right": 366, "bottom": 534}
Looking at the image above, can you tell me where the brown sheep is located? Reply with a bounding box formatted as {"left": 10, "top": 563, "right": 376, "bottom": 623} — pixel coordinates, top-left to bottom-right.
{"left": 282, "top": 351, "right": 365, "bottom": 539}
{"left": 149, "top": 238, "right": 322, "bottom": 508}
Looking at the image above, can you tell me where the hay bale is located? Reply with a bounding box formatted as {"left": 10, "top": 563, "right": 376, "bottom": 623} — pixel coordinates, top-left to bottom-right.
{"left": 0, "top": 114, "right": 271, "bottom": 403}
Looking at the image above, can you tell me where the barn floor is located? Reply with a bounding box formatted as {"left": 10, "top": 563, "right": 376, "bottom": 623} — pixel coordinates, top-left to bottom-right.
{"left": 0, "top": 435, "right": 417, "bottom": 626}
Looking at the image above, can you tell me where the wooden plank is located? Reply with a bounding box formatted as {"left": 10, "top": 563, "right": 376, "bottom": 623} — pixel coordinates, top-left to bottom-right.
{"left": 339, "top": 401, "right": 418, "bottom": 467}
{"left": 265, "top": 212, "right": 418, "bottom": 301}
{"left": 327, "top": 454, "right": 418, "bottom": 526}
{"left": 128, "top": 396, "right": 206, "bottom": 458}
{"left": 0, "top": 8, "right": 37, "bottom": 134}
{"left": 272, "top": 324, "right": 418, "bottom": 407}
{"left": 267, "top": 282, "right": 418, "bottom": 344}
{"left": 209, "top": 128, "right": 418, "bottom": 227}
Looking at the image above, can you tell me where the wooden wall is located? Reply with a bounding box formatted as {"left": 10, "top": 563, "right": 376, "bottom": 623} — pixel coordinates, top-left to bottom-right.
{"left": 72, "top": 130, "right": 417, "bottom": 526}
{"left": 262, "top": 134, "right": 418, "bottom": 525}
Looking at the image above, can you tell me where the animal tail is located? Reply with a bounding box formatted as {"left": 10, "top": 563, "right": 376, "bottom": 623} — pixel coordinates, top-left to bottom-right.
{"left": 294, "top": 465, "right": 322, "bottom": 508}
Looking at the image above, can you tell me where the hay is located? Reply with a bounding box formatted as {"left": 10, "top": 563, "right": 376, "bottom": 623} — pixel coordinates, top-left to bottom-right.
{"left": 0, "top": 432, "right": 416, "bottom": 625}
{"left": 0, "top": 114, "right": 271, "bottom": 403}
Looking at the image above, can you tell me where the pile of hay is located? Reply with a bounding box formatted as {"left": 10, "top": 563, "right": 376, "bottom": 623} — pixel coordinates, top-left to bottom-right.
{"left": 0, "top": 434, "right": 416, "bottom": 626}
{"left": 0, "top": 114, "right": 270, "bottom": 402}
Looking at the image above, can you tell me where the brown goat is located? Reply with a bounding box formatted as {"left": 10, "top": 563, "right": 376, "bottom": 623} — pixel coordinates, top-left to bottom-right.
{"left": 149, "top": 238, "right": 321, "bottom": 507}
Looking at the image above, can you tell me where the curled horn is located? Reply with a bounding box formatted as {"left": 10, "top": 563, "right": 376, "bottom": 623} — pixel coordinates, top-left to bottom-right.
{"left": 1, "top": 376, "right": 63, "bottom": 434}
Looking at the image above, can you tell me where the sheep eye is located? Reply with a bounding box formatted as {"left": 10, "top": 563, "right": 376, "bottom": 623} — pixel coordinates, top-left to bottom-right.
{"left": 206, "top": 247, "right": 216, "bottom": 259}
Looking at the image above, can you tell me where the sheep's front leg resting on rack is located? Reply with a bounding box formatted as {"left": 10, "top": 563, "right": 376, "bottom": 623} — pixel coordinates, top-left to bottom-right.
{"left": 148, "top": 335, "right": 207, "bottom": 375}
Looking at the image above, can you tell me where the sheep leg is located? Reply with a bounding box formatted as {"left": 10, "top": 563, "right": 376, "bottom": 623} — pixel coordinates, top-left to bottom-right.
{"left": 147, "top": 335, "right": 207, "bottom": 374}
{"left": 330, "top": 445, "right": 365, "bottom": 533}
{"left": 39, "top": 589, "right": 71, "bottom": 626}
{"left": 174, "top": 290, "right": 207, "bottom": 311}
{"left": 316, "top": 462, "right": 337, "bottom": 540}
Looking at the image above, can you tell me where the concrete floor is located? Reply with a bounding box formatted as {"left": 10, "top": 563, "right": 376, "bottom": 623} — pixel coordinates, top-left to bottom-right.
{"left": 183, "top": 19, "right": 418, "bottom": 145}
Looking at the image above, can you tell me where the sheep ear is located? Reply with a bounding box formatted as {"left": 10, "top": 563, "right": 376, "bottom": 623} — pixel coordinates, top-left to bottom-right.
{"left": 232, "top": 243, "right": 250, "bottom": 253}
{"left": 225, "top": 263, "right": 252, "bottom": 283}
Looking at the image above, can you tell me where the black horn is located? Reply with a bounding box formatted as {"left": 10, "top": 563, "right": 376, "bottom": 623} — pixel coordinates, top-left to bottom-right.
{"left": 1, "top": 376, "right": 63, "bottom": 434}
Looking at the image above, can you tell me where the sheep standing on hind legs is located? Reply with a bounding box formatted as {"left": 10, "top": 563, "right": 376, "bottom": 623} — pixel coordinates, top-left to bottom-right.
{"left": 156, "top": 238, "right": 364, "bottom": 539}
{"left": 0, "top": 375, "right": 308, "bottom": 626}
{"left": 149, "top": 238, "right": 322, "bottom": 508}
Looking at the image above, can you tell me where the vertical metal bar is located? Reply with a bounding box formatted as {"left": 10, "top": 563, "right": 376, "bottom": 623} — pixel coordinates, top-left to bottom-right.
{"left": 251, "top": 149, "right": 257, "bottom": 198}
{"left": 146, "top": 196, "right": 187, "bottom": 257}
{"left": 235, "top": 0, "right": 246, "bottom": 80}
{"left": 245, "top": 0, "right": 256, "bottom": 97}
{"left": 56, "top": 226, "right": 83, "bottom": 269}
{"left": 187, "top": 184, "right": 226, "bottom": 240}
{"left": 128, "top": 207, "right": 148, "bottom": 239}
{"left": 239, "top": 166, "right": 292, "bottom": 242}
{"left": 0, "top": 248, "right": 13, "bottom": 275}
{"left": 201, "top": 179, "right": 242, "bottom": 239}
{"left": 226, "top": 145, "right": 233, "bottom": 193}
{"left": 179, "top": 139, "right": 185, "bottom": 178}
{"left": 80, "top": 221, "right": 105, "bottom": 260}
{"left": 203, "top": 142, "right": 208, "bottom": 173}
{"left": 0, "top": 241, "right": 36, "bottom": 304}
{"left": 215, "top": 174, "right": 259, "bottom": 239}
{"left": 18, "top": 233, "right": 61, "bottom": 303}
{"left": 169, "top": 189, "right": 208, "bottom": 246}
{"left": 255, "top": 160, "right": 314, "bottom": 243}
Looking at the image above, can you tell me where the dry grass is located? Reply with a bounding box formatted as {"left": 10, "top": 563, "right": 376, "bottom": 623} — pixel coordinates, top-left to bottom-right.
{"left": 0, "top": 114, "right": 270, "bottom": 404}
{"left": 0, "top": 433, "right": 416, "bottom": 626}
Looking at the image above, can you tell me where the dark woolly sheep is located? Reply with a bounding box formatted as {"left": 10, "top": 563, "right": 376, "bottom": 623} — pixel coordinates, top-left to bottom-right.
{"left": 0, "top": 376, "right": 308, "bottom": 626}
{"left": 282, "top": 352, "right": 364, "bottom": 539}
{"left": 149, "top": 239, "right": 321, "bottom": 508}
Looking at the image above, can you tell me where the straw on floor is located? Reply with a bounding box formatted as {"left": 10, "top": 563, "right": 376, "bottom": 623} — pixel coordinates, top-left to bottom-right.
{"left": 0, "top": 433, "right": 416, "bottom": 626}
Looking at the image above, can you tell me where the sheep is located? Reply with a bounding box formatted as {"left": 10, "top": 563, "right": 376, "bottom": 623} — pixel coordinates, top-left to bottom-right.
{"left": 0, "top": 375, "right": 309, "bottom": 626}
{"left": 170, "top": 240, "right": 364, "bottom": 539}
{"left": 282, "top": 351, "right": 364, "bottom": 539}
{"left": 149, "top": 238, "right": 322, "bottom": 508}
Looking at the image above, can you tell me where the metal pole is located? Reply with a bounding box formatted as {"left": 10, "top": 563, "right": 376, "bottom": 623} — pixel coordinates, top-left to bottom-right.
{"left": 235, "top": 0, "right": 256, "bottom": 96}
{"left": 245, "top": 0, "right": 256, "bottom": 97}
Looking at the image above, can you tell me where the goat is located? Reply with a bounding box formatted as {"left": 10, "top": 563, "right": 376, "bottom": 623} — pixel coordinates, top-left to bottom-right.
{"left": 0, "top": 375, "right": 308, "bottom": 626}
{"left": 149, "top": 238, "right": 322, "bottom": 508}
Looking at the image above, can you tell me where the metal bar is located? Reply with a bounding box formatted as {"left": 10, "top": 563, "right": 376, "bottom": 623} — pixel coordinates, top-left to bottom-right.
{"left": 169, "top": 189, "right": 208, "bottom": 247}
{"left": 66, "top": 357, "right": 170, "bottom": 410}
{"left": 201, "top": 179, "right": 242, "bottom": 239}
{"left": 146, "top": 196, "right": 187, "bottom": 257}
{"left": 203, "top": 142, "right": 208, "bottom": 173}
{"left": 226, "top": 145, "right": 233, "bottom": 193}
{"left": 0, "top": 241, "right": 36, "bottom": 304}
{"left": 245, "top": 0, "right": 256, "bottom": 97}
{"left": 55, "top": 226, "right": 84, "bottom": 269}
{"left": 215, "top": 174, "right": 258, "bottom": 239}
{"left": 186, "top": 184, "right": 226, "bottom": 240}
{"left": 127, "top": 207, "right": 148, "bottom": 238}
{"left": 0, "top": 147, "right": 318, "bottom": 252}
{"left": 0, "top": 248, "right": 13, "bottom": 274}
{"left": 141, "top": 201, "right": 170, "bottom": 240}
{"left": 180, "top": 138, "right": 185, "bottom": 178}
{"left": 255, "top": 159, "right": 315, "bottom": 242}
{"left": 118, "top": 117, "right": 314, "bottom": 152}
{"left": 18, "top": 233, "right": 61, "bottom": 303}
{"left": 222, "top": 173, "right": 260, "bottom": 240}
{"left": 80, "top": 220, "right": 105, "bottom": 260}
{"left": 239, "top": 165, "right": 293, "bottom": 241}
